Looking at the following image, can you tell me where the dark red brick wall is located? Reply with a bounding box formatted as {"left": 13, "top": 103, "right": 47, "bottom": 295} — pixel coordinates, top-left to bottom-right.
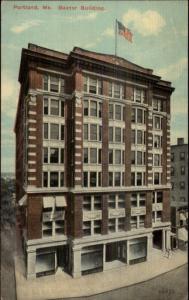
{"left": 145, "top": 191, "right": 152, "bottom": 228}
{"left": 125, "top": 104, "right": 131, "bottom": 186}
{"left": 102, "top": 81, "right": 109, "bottom": 186}
{"left": 162, "top": 190, "right": 170, "bottom": 222}
{"left": 27, "top": 196, "right": 42, "bottom": 239}
{"left": 101, "top": 194, "right": 108, "bottom": 234}
{"left": 125, "top": 192, "right": 131, "bottom": 231}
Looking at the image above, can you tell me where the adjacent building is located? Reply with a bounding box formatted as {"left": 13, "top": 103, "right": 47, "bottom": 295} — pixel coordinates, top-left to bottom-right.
{"left": 15, "top": 44, "right": 174, "bottom": 279}
{"left": 170, "top": 138, "right": 188, "bottom": 248}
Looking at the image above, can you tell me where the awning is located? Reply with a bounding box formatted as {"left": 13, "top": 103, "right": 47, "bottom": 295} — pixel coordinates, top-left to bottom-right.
{"left": 178, "top": 228, "right": 188, "bottom": 242}
{"left": 19, "top": 194, "right": 27, "bottom": 206}
{"left": 55, "top": 196, "right": 67, "bottom": 207}
{"left": 180, "top": 213, "right": 186, "bottom": 221}
{"left": 43, "top": 197, "right": 55, "bottom": 208}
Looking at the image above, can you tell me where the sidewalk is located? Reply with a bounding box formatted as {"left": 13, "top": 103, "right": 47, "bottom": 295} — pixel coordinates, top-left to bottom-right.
{"left": 15, "top": 246, "right": 187, "bottom": 300}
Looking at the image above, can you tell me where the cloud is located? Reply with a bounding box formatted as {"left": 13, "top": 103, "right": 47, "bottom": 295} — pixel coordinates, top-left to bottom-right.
{"left": 102, "top": 27, "right": 114, "bottom": 37}
{"left": 156, "top": 57, "right": 187, "bottom": 81}
{"left": 11, "top": 20, "right": 43, "bottom": 34}
{"left": 122, "top": 9, "right": 166, "bottom": 36}
{"left": 64, "top": 12, "right": 97, "bottom": 22}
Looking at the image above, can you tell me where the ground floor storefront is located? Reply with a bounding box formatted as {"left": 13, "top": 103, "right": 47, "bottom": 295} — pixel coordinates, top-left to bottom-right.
{"left": 26, "top": 226, "right": 171, "bottom": 279}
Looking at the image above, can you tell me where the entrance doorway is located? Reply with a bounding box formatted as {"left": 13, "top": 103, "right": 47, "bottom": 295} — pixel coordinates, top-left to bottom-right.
{"left": 153, "top": 230, "right": 162, "bottom": 249}
{"left": 57, "top": 245, "right": 69, "bottom": 272}
{"left": 106, "top": 241, "right": 126, "bottom": 263}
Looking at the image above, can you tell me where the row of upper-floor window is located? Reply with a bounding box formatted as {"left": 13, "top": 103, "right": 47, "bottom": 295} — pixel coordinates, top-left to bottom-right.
{"left": 171, "top": 151, "right": 188, "bottom": 162}
{"left": 43, "top": 147, "right": 64, "bottom": 164}
{"left": 43, "top": 123, "right": 64, "bottom": 140}
{"left": 171, "top": 181, "right": 186, "bottom": 190}
{"left": 171, "top": 166, "right": 186, "bottom": 176}
{"left": 42, "top": 74, "right": 166, "bottom": 110}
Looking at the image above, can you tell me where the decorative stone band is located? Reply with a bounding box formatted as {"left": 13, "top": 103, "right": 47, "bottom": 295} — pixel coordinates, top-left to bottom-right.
{"left": 83, "top": 211, "right": 102, "bottom": 221}
{"left": 131, "top": 207, "right": 146, "bottom": 216}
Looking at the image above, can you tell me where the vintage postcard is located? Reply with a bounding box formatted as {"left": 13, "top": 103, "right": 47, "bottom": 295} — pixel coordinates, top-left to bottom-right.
{"left": 1, "top": 1, "right": 188, "bottom": 300}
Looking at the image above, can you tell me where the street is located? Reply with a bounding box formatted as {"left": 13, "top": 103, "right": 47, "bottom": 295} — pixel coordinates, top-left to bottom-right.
{"left": 62, "top": 264, "right": 188, "bottom": 300}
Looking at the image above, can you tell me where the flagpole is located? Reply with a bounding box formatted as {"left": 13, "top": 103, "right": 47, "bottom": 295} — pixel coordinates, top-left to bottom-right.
{"left": 115, "top": 19, "right": 117, "bottom": 57}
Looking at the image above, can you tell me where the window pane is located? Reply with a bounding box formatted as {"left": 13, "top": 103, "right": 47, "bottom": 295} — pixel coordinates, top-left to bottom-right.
{"left": 60, "top": 172, "right": 64, "bottom": 186}
{"left": 90, "top": 148, "right": 97, "bottom": 163}
{"left": 115, "top": 105, "right": 121, "bottom": 120}
{"left": 115, "top": 150, "right": 121, "bottom": 164}
{"left": 83, "top": 172, "right": 88, "bottom": 187}
{"left": 44, "top": 123, "right": 48, "bottom": 139}
{"left": 61, "top": 125, "right": 64, "bottom": 140}
{"left": 99, "top": 102, "right": 102, "bottom": 118}
{"left": 50, "top": 172, "right": 59, "bottom": 187}
{"left": 131, "top": 130, "right": 135, "bottom": 144}
{"left": 89, "top": 77, "right": 97, "bottom": 94}
{"left": 99, "top": 126, "right": 102, "bottom": 141}
{"left": 83, "top": 196, "right": 91, "bottom": 210}
{"left": 84, "top": 124, "right": 88, "bottom": 140}
{"left": 137, "top": 130, "right": 142, "bottom": 144}
{"left": 98, "top": 80, "right": 102, "bottom": 95}
{"left": 131, "top": 151, "right": 135, "bottom": 164}
{"left": 90, "top": 124, "right": 97, "bottom": 141}
{"left": 84, "top": 148, "right": 88, "bottom": 163}
{"left": 108, "top": 82, "right": 113, "bottom": 97}
{"left": 131, "top": 173, "right": 135, "bottom": 186}
{"left": 43, "top": 172, "right": 48, "bottom": 187}
{"left": 50, "top": 148, "right": 59, "bottom": 163}
{"left": 154, "top": 117, "right": 161, "bottom": 129}
{"left": 60, "top": 78, "right": 64, "bottom": 94}
{"left": 137, "top": 173, "right": 142, "bottom": 186}
{"left": 50, "top": 99, "right": 59, "bottom": 115}
{"left": 61, "top": 149, "right": 64, "bottom": 163}
{"left": 109, "top": 149, "right": 113, "bottom": 164}
{"left": 90, "top": 172, "right": 97, "bottom": 187}
{"left": 109, "top": 127, "right": 113, "bottom": 142}
{"left": 44, "top": 98, "right": 48, "bottom": 115}
{"left": 114, "top": 83, "right": 120, "bottom": 98}
{"left": 109, "top": 172, "right": 113, "bottom": 186}
{"left": 94, "top": 195, "right": 101, "bottom": 210}
{"left": 109, "top": 104, "right": 113, "bottom": 119}
{"left": 131, "top": 108, "right": 136, "bottom": 122}
{"left": 84, "top": 100, "right": 89, "bottom": 116}
{"left": 137, "top": 109, "right": 143, "bottom": 123}
{"left": 50, "top": 124, "right": 59, "bottom": 140}
{"left": 43, "top": 75, "right": 48, "bottom": 90}
{"left": 50, "top": 76, "right": 59, "bottom": 92}
{"left": 137, "top": 151, "right": 142, "bottom": 165}
{"left": 115, "top": 128, "right": 121, "bottom": 142}
{"left": 61, "top": 102, "right": 64, "bottom": 117}
{"left": 98, "top": 149, "right": 102, "bottom": 164}
{"left": 90, "top": 101, "right": 97, "bottom": 117}
{"left": 43, "top": 147, "right": 48, "bottom": 163}
{"left": 115, "top": 172, "right": 121, "bottom": 186}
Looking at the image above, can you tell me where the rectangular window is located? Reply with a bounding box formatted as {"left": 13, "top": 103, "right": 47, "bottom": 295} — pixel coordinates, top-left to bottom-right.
{"left": 109, "top": 104, "right": 114, "bottom": 119}
{"left": 84, "top": 100, "right": 89, "bottom": 116}
{"left": 90, "top": 172, "right": 97, "bottom": 187}
{"left": 171, "top": 153, "right": 174, "bottom": 162}
{"left": 84, "top": 76, "right": 88, "bottom": 92}
{"left": 118, "top": 218, "right": 125, "bottom": 231}
{"left": 181, "top": 166, "right": 185, "bottom": 175}
{"left": 109, "top": 127, "right": 113, "bottom": 142}
{"left": 118, "top": 193, "right": 125, "bottom": 208}
{"left": 44, "top": 98, "right": 48, "bottom": 115}
{"left": 115, "top": 128, "right": 121, "bottom": 142}
{"left": 94, "top": 195, "right": 101, "bottom": 210}
{"left": 43, "top": 172, "right": 48, "bottom": 187}
{"left": 60, "top": 172, "right": 64, "bottom": 186}
{"left": 131, "top": 108, "right": 136, "bottom": 122}
{"left": 108, "top": 82, "right": 113, "bottom": 97}
{"left": 89, "top": 77, "right": 97, "bottom": 94}
{"left": 84, "top": 124, "right": 88, "bottom": 140}
{"left": 154, "top": 116, "right": 161, "bottom": 129}
{"left": 131, "top": 173, "right": 135, "bottom": 186}
{"left": 131, "top": 151, "right": 135, "bottom": 165}
{"left": 131, "top": 216, "right": 137, "bottom": 229}
{"left": 90, "top": 124, "right": 97, "bottom": 141}
{"left": 180, "top": 152, "right": 185, "bottom": 160}
{"left": 114, "top": 83, "right": 121, "bottom": 98}
{"left": 83, "top": 172, "right": 88, "bottom": 187}
{"left": 136, "top": 173, "right": 142, "bottom": 186}
{"left": 135, "top": 88, "right": 144, "bottom": 103}
{"left": 137, "top": 151, "right": 143, "bottom": 165}
{"left": 90, "top": 148, "right": 97, "bottom": 164}
{"left": 131, "top": 130, "right": 135, "bottom": 144}
{"left": 84, "top": 148, "right": 88, "bottom": 163}
{"left": 109, "top": 172, "right": 113, "bottom": 186}
{"left": 83, "top": 196, "right": 91, "bottom": 211}
{"left": 43, "top": 147, "right": 48, "bottom": 163}
{"left": 61, "top": 101, "right": 64, "bottom": 117}
{"left": 83, "top": 221, "right": 91, "bottom": 236}
{"left": 154, "top": 154, "right": 160, "bottom": 166}
{"left": 50, "top": 75, "right": 59, "bottom": 93}
{"left": 108, "top": 195, "right": 116, "bottom": 208}
{"left": 115, "top": 105, "right": 122, "bottom": 120}
{"left": 98, "top": 80, "right": 102, "bottom": 95}
{"left": 154, "top": 173, "right": 160, "bottom": 185}
{"left": 61, "top": 125, "right": 64, "bottom": 140}
{"left": 114, "top": 172, "right": 121, "bottom": 186}
{"left": 44, "top": 123, "right": 48, "bottom": 139}
{"left": 137, "top": 130, "right": 142, "bottom": 144}
{"left": 122, "top": 150, "right": 125, "bottom": 164}
{"left": 90, "top": 101, "right": 97, "bottom": 117}
{"left": 137, "top": 109, "right": 143, "bottom": 123}
{"left": 109, "top": 149, "right": 113, "bottom": 164}
{"left": 99, "top": 126, "right": 102, "bottom": 141}
{"left": 43, "top": 74, "right": 48, "bottom": 90}
{"left": 50, "top": 99, "right": 59, "bottom": 115}
{"left": 99, "top": 102, "right": 102, "bottom": 118}
{"left": 108, "top": 219, "right": 116, "bottom": 233}
{"left": 98, "top": 149, "right": 102, "bottom": 164}
{"left": 157, "top": 192, "right": 163, "bottom": 203}
{"left": 60, "top": 78, "right": 64, "bottom": 94}
{"left": 50, "top": 172, "right": 59, "bottom": 187}
{"left": 139, "top": 215, "right": 145, "bottom": 228}
{"left": 60, "top": 149, "right": 64, "bottom": 163}
{"left": 50, "top": 148, "right": 59, "bottom": 163}
{"left": 94, "top": 220, "right": 101, "bottom": 234}
{"left": 123, "top": 129, "right": 125, "bottom": 143}
{"left": 180, "top": 182, "right": 185, "bottom": 189}
{"left": 115, "top": 150, "right": 121, "bottom": 164}
{"left": 50, "top": 124, "right": 59, "bottom": 140}
{"left": 154, "top": 135, "right": 161, "bottom": 148}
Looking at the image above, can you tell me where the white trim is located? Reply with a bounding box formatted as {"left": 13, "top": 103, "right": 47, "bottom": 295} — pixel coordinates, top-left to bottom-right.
{"left": 28, "top": 177, "right": 36, "bottom": 180}
{"left": 28, "top": 169, "right": 36, "bottom": 172}
{"left": 75, "top": 153, "right": 81, "bottom": 157}
{"left": 75, "top": 177, "right": 81, "bottom": 180}
{"left": 37, "top": 67, "right": 71, "bottom": 77}
{"left": 28, "top": 128, "right": 37, "bottom": 132}
{"left": 75, "top": 129, "right": 82, "bottom": 133}
{"left": 28, "top": 111, "right": 37, "bottom": 115}
{"left": 28, "top": 152, "right": 36, "bottom": 156}
{"left": 28, "top": 136, "right": 36, "bottom": 140}
{"left": 28, "top": 144, "right": 36, "bottom": 148}
{"left": 28, "top": 161, "right": 36, "bottom": 164}
{"left": 76, "top": 121, "right": 82, "bottom": 125}
{"left": 75, "top": 137, "right": 82, "bottom": 141}
{"left": 75, "top": 145, "right": 82, "bottom": 149}
{"left": 75, "top": 113, "right": 82, "bottom": 117}
{"left": 28, "top": 119, "right": 37, "bottom": 123}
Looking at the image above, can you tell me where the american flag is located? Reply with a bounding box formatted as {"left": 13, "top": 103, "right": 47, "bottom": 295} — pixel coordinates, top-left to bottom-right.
{"left": 117, "top": 20, "right": 133, "bottom": 43}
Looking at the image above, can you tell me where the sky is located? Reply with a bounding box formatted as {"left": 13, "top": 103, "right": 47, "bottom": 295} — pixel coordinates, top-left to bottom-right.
{"left": 1, "top": 0, "right": 188, "bottom": 173}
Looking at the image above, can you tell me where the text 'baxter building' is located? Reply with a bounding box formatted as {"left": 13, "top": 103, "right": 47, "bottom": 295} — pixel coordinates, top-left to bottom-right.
{"left": 14, "top": 44, "right": 174, "bottom": 279}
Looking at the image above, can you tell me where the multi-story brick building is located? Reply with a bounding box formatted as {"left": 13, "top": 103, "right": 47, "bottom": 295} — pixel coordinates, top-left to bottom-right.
{"left": 15, "top": 44, "right": 174, "bottom": 279}
{"left": 170, "top": 138, "right": 188, "bottom": 248}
